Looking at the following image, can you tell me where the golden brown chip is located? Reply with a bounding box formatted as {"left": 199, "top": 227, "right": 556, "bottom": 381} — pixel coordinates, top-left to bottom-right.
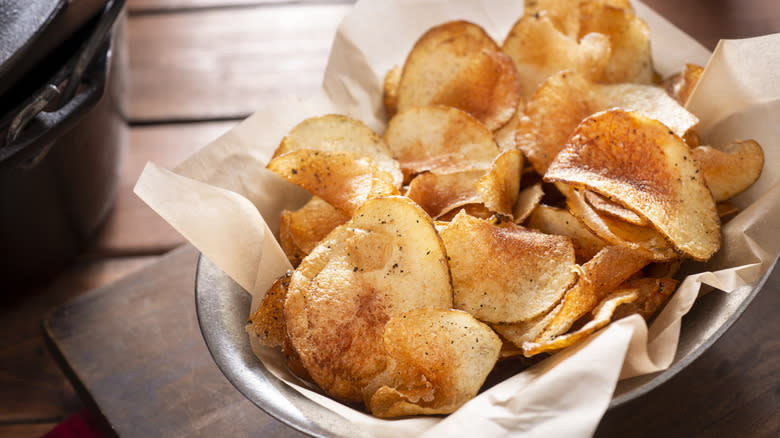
{"left": 564, "top": 186, "right": 676, "bottom": 260}
{"left": 502, "top": 14, "right": 611, "bottom": 99}
{"left": 525, "top": 203, "right": 606, "bottom": 262}
{"left": 383, "top": 65, "right": 401, "bottom": 118}
{"left": 279, "top": 197, "right": 350, "bottom": 265}
{"left": 492, "top": 300, "right": 563, "bottom": 348}
{"left": 406, "top": 170, "right": 484, "bottom": 219}
{"left": 440, "top": 211, "right": 577, "bottom": 324}
{"left": 516, "top": 71, "right": 699, "bottom": 175}
{"left": 429, "top": 49, "right": 522, "bottom": 131}
{"left": 285, "top": 196, "right": 453, "bottom": 401}
{"left": 384, "top": 105, "right": 500, "bottom": 181}
{"left": 535, "top": 245, "right": 651, "bottom": 342}
{"left": 584, "top": 190, "right": 647, "bottom": 226}
{"left": 578, "top": 3, "right": 653, "bottom": 84}
{"left": 367, "top": 308, "right": 501, "bottom": 417}
{"left": 546, "top": 109, "right": 720, "bottom": 261}
{"left": 268, "top": 149, "right": 399, "bottom": 216}
{"left": 396, "top": 21, "right": 519, "bottom": 130}
{"left": 274, "top": 114, "right": 403, "bottom": 188}
{"left": 663, "top": 63, "right": 704, "bottom": 106}
{"left": 612, "top": 277, "right": 678, "bottom": 321}
{"left": 436, "top": 203, "right": 495, "bottom": 221}
{"left": 397, "top": 21, "right": 499, "bottom": 109}
{"left": 513, "top": 183, "right": 545, "bottom": 224}
{"left": 523, "top": 0, "right": 634, "bottom": 37}
{"left": 247, "top": 271, "right": 291, "bottom": 348}
{"left": 522, "top": 287, "right": 639, "bottom": 356}
{"left": 692, "top": 140, "right": 764, "bottom": 202}
{"left": 716, "top": 201, "right": 739, "bottom": 220}
{"left": 476, "top": 149, "right": 524, "bottom": 217}
{"left": 493, "top": 103, "right": 524, "bottom": 152}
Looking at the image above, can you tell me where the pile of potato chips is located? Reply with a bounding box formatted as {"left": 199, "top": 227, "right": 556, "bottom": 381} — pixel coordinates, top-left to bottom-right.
{"left": 248, "top": 0, "right": 764, "bottom": 418}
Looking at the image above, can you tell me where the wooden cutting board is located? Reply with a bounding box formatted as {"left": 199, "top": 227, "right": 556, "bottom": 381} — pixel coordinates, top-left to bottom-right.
{"left": 43, "top": 244, "right": 780, "bottom": 437}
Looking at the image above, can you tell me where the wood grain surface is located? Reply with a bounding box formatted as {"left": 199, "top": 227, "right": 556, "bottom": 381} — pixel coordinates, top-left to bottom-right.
{"left": 3, "top": 0, "right": 778, "bottom": 437}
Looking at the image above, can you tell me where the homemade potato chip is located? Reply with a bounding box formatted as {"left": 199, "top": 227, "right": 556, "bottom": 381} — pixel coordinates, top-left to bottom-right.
{"left": 476, "top": 149, "right": 524, "bottom": 217}
{"left": 384, "top": 105, "right": 500, "bottom": 181}
{"left": 395, "top": 21, "right": 520, "bottom": 130}
{"left": 513, "top": 183, "right": 544, "bottom": 224}
{"left": 523, "top": 0, "right": 634, "bottom": 37}
{"left": 274, "top": 114, "right": 403, "bottom": 188}
{"left": 428, "top": 49, "right": 522, "bottom": 131}
{"left": 522, "top": 287, "right": 639, "bottom": 356}
{"left": 612, "top": 277, "right": 678, "bottom": 321}
{"left": 525, "top": 203, "right": 606, "bottom": 262}
{"left": 663, "top": 63, "right": 704, "bottom": 106}
{"left": 516, "top": 71, "right": 699, "bottom": 175}
{"left": 534, "top": 245, "right": 650, "bottom": 343}
{"left": 279, "top": 196, "right": 350, "bottom": 265}
{"left": 440, "top": 211, "right": 577, "bottom": 324}
{"left": 405, "top": 170, "right": 484, "bottom": 219}
{"left": 383, "top": 65, "right": 401, "bottom": 118}
{"left": 578, "top": 2, "right": 654, "bottom": 83}
{"left": 502, "top": 14, "right": 611, "bottom": 100}
{"left": 692, "top": 140, "right": 764, "bottom": 202}
{"left": 284, "top": 196, "right": 452, "bottom": 401}
{"left": 367, "top": 308, "right": 501, "bottom": 417}
{"left": 545, "top": 109, "right": 720, "bottom": 261}
{"left": 584, "top": 190, "right": 647, "bottom": 226}
{"left": 247, "top": 271, "right": 291, "bottom": 348}
{"left": 564, "top": 186, "right": 676, "bottom": 260}
{"left": 268, "top": 149, "right": 399, "bottom": 216}
{"left": 492, "top": 301, "right": 563, "bottom": 348}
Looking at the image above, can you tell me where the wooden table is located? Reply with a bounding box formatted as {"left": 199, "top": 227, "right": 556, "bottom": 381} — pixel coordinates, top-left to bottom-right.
{"left": 1, "top": 1, "right": 778, "bottom": 437}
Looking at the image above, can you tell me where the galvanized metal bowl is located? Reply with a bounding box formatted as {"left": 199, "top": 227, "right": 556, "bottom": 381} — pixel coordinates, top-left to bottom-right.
{"left": 195, "top": 253, "right": 776, "bottom": 437}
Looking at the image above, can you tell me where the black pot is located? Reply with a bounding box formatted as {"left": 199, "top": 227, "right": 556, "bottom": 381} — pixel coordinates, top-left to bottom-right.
{"left": 0, "top": 0, "right": 127, "bottom": 288}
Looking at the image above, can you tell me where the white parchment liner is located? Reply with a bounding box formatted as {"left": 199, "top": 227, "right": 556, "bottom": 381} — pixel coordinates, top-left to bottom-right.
{"left": 134, "top": 1, "right": 780, "bottom": 436}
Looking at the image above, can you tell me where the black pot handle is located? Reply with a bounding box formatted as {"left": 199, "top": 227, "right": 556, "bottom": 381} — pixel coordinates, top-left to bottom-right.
{"left": 2, "top": 0, "right": 126, "bottom": 168}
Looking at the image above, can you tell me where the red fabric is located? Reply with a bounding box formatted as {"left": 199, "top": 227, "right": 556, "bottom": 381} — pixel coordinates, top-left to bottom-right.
{"left": 41, "top": 408, "right": 106, "bottom": 438}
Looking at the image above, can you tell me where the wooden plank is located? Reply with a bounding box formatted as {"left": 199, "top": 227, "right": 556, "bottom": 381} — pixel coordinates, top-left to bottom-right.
{"left": 44, "top": 246, "right": 308, "bottom": 437}
{"left": 0, "top": 424, "right": 58, "bottom": 438}
{"left": 88, "top": 121, "right": 237, "bottom": 256}
{"left": 0, "top": 256, "right": 159, "bottom": 423}
{"left": 127, "top": 4, "right": 351, "bottom": 122}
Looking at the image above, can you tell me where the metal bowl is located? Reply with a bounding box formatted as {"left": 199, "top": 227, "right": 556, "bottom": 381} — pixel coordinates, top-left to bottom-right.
{"left": 195, "top": 253, "right": 776, "bottom": 437}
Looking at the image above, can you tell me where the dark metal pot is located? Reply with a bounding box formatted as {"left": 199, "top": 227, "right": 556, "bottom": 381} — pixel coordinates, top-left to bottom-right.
{"left": 0, "top": 0, "right": 127, "bottom": 288}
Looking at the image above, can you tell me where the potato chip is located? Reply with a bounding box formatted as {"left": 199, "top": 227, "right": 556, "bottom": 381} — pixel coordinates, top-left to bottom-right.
{"left": 367, "top": 308, "right": 501, "bottom": 417}
{"left": 279, "top": 196, "right": 350, "bottom": 265}
{"left": 692, "top": 140, "right": 764, "bottom": 202}
{"left": 428, "top": 49, "right": 522, "bottom": 131}
{"left": 437, "top": 203, "right": 495, "bottom": 221}
{"left": 492, "top": 300, "right": 563, "bottom": 348}
{"left": 535, "top": 245, "right": 650, "bottom": 342}
{"left": 546, "top": 109, "right": 720, "bottom": 261}
{"left": 383, "top": 65, "right": 401, "bottom": 118}
{"left": 476, "top": 149, "right": 523, "bottom": 217}
{"left": 285, "top": 196, "right": 452, "bottom": 401}
{"left": 406, "top": 170, "right": 483, "bottom": 219}
{"left": 564, "top": 186, "right": 676, "bottom": 260}
{"left": 384, "top": 105, "right": 500, "bottom": 181}
{"left": 274, "top": 114, "right": 403, "bottom": 188}
{"left": 517, "top": 71, "right": 699, "bottom": 175}
{"left": 397, "top": 20, "right": 498, "bottom": 106}
{"left": 522, "top": 287, "right": 639, "bottom": 356}
{"left": 502, "top": 14, "right": 611, "bottom": 99}
{"left": 583, "top": 190, "right": 647, "bottom": 226}
{"left": 247, "top": 271, "right": 291, "bottom": 348}
{"left": 494, "top": 103, "right": 523, "bottom": 151}
{"left": 513, "top": 183, "right": 545, "bottom": 224}
{"left": 578, "top": 2, "right": 653, "bottom": 84}
{"left": 611, "top": 277, "right": 678, "bottom": 321}
{"left": 440, "top": 211, "right": 577, "bottom": 323}
{"left": 268, "top": 149, "right": 399, "bottom": 216}
{"left": 523, "top": 0, "right": 634, "bottom": 37}
{"left": 716, "top": 201, "right": 739, "bottom": 220}
{"left": 663, "top": 63, "right": 704, "bottom": 106}
{"left": 525, "top": 203, "right": 606, "bottom": 262}
{"left": 395, "top": 20, "right": 521, "bottom": 131}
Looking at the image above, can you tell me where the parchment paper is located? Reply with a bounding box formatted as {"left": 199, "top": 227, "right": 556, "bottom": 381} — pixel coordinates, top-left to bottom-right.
{"left": 134, "top": 1, "right": 780, "bottom": 436}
